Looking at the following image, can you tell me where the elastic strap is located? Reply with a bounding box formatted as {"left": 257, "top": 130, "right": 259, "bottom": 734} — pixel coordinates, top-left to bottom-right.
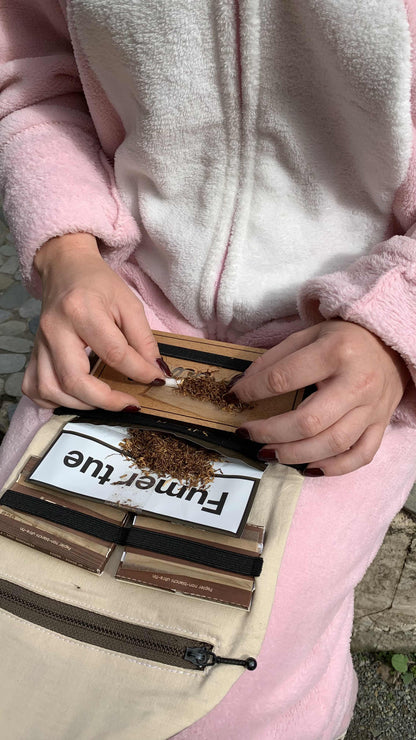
{"left": 125, "top": 527, "right": 263, "bottom": 577}
{"left": 1, "top": 489, "right": 126, "bottom": 543}
{"left": 156, "top": 343, "right": 251, "bottom": 372}
{"left": 1, "top": 490, "right": 263, "bottom": 577}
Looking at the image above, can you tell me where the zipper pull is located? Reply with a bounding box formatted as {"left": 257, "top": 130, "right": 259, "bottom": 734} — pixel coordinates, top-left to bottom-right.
{"left": 184, "top": 646, "right": 257, "bottom": 671}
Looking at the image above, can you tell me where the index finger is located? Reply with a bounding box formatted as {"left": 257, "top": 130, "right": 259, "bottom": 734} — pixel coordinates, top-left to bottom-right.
{"left": 117, "top": 292, "right": 162, "bottom": 367}
{"left": 243, "top": 325, "right": 320, "bottom": 378}
{"left": 239, "top": 376, "right": 363, "bottom": 444}
{"left": 234, "top": 341, "right": 335, "bottom": 403}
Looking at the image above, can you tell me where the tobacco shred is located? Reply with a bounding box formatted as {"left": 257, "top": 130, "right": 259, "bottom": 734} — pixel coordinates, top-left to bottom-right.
{"left": 119, "top": 429, "right": 223, "bottom": 488}
{"left": 176, "top": 373, "right": 250, "bottom": 412}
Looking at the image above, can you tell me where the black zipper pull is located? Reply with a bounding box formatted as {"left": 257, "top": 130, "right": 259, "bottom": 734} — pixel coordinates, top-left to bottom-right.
{"left": 184, "top": 646, "right": 257, "bottom": 671}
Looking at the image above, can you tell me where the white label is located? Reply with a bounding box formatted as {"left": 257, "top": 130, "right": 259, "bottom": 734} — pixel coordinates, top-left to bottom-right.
{"left": 29, "top": 423, "right": 262, "bottom": 534}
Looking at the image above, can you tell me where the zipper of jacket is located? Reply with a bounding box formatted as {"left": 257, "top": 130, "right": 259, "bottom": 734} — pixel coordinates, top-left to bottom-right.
{"left": 0, "top": 579, "right": 256, "bottom": 671}
{"left": 213, "top": 0, "right": 243, "bottom": 328}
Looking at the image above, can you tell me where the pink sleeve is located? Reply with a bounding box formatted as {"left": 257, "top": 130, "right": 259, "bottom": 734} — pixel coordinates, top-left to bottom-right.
{"left": 298, "top": 0, "right": 416, "bottom": 426}
{"left": 0, "top": 0, "right": 140, "bottom": 296}
{"left": 298, "top": 234, "right": 416, "bottom": 424}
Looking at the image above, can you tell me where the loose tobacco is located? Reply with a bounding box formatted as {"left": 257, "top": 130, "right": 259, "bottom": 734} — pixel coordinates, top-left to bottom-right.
{"left": 119, "top": 428, "right": 223, "bottom": 487}
{"left": 176, "top": 372, "right": 250, "bottom": 412}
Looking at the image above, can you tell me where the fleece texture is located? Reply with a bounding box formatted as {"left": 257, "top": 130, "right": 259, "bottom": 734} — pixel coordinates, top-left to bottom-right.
{"left": 298, "top": 0, "right": 416, "bottom": 426}
{"left": 2, "top": 2, "right": 416, "bottom": 738}
{"left": 0, "top": 0, "right": 141, "bottom": 298}
{"left": 0, "top": 0, "right": 415, "bottom": 337}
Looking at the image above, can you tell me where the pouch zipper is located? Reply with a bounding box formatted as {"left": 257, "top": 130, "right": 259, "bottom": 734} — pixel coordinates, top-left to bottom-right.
{"left": 0, "top": 579, "right": 256, "bottom": 671}
{"left": 184, "top": 646, "right": 256, "bottom": 671}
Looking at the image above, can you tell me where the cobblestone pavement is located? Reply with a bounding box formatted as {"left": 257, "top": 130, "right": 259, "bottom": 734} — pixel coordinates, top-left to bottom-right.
{"left": 0, "top": 216, "right": 415, "bottom": 738}
{"left": 0, "top": 216, "right": 40, "bottom": 437}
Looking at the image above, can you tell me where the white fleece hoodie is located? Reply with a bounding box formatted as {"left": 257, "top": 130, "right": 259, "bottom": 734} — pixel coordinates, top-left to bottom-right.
{"left": 69, "top": 0, "right": 413, "bottom": 336}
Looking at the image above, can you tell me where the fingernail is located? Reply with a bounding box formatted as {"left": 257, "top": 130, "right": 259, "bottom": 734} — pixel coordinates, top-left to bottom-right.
{"left": 304, "top": 467, "right": 324, "bottom": 477}
{"left": 224, "top": 391, "right": 239, "bottom": 404}
{"left": 156, "top": 358, "right": 172, "bottom": 377}
{"left": 150, "top": 378, "right": 166, "bottom": 386}
{"left": 236, "top": 427, "right": 251, "bottom": 439}
{"left": 227, "top": 373, "right": 245, "bottom": 389}
{"left": 257, "top": 448, "right": 278, "bottom": 462}
{"left": 122, "top": 405, "right": 141, "bottom": 413}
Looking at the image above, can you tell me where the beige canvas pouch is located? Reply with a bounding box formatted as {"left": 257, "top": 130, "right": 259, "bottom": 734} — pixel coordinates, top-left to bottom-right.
{"left": 0, "top": 414, "right": 304, "bottom": 740}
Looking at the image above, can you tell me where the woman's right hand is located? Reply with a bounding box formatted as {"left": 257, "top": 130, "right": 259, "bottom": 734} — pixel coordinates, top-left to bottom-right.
{"left": 22, "top": 233, "right": 165, "bottom": 410}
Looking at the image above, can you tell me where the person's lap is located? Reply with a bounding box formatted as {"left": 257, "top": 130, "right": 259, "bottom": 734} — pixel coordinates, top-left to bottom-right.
{"left": 176, "top": 422, "right": 416, "bottom": 739}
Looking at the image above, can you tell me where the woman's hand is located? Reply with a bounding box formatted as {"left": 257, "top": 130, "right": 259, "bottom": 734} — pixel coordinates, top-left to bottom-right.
{"left": 22, "top": 233, "right": 164, "bottom": 410}
{"left": 232, "top": 320, "right": 410, "bottom": 476}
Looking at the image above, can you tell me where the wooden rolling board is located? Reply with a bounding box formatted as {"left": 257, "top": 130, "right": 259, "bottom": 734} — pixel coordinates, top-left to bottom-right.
{"left": 92, "top": 331, "right": 306, "bottom": 433}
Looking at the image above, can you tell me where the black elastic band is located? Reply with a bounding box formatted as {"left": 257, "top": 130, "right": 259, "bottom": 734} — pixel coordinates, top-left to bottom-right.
{"left": 1, "top": 490, "right": 263, "bottom": 577}
{"left": 125, "top": 528, "right": 263, "bottom": 577}
{"left": 157, "top": 343, "right": 251, "bottom": 372}
{"left": 1, "top": 489, "right": 127, "bottom": 544}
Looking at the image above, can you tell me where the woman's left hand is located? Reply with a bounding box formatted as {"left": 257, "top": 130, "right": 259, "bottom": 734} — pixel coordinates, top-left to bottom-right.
{"left": 232, "top": 320, "right": 410, "bottom": 476}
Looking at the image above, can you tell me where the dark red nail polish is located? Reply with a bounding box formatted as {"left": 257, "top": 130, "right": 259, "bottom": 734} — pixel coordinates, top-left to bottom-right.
{"left": 122, "top": 405, "right": 141, "bottom": 413}
{"left": 156, "top": 358, "right": 172, "bottom": 377}
{"left": 150, "top": 378, "right": 165, "bottom": 386}
{"left": 257, "top": 448, "right": 277, "bottom": 462}
{"left": 227, "top": 373, "right": 245, "bottom": 389}
{"left": 304, "top": 468, "right": 324, "bottom": 477}
{"left": 224, "top": 391, "right": 239, "bottom": 404}
{"left": 236, "top": 427, "right": 251, "bottom": 440}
